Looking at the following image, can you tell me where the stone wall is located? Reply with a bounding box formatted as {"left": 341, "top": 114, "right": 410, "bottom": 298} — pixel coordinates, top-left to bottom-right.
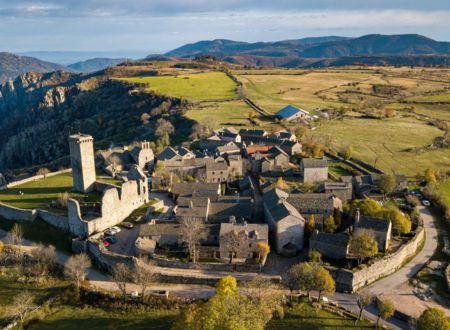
{"left": 37, "top": 210, "right": 69, "bottom": 231}
{"left": 0, "top": 202, "right": 37, "bottom": 221}
{"left": 329, "top": 226, "right": 425, "bottom": 292}
{"left": 0, "top": 169, "right": 72, "bottom": 191}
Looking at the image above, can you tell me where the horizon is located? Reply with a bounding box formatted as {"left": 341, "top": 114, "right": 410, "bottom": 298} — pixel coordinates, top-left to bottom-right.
{"left": 0, "top": 0, "right": 449, "bottom": 54}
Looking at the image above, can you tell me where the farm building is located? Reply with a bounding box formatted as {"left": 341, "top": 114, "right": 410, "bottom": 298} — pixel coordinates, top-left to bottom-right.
{"left": 275, "top": 105, "right": 311, "bottom": 122}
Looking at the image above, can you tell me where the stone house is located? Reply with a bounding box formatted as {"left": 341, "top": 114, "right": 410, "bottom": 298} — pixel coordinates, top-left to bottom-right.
{"left": 219, "top": 222, "right": 269, "bottom": 263}
{"left": 129, "top": 141, "right": 155, "bottom": 170}
{"left": 171, "top": 182, "right": 221, "bottom": 200}
{"left": 242, "top": 136, "right": 301, "bottom": 156}
{"left": 263, "top": 188, "right": 305, "bottom": 256}
{"left": 320, "top": 181, "right": 353, "bottom": 202}
{"left": 348, "top": 175, "right": 384, "bottom": 201}
{"left": 260, "top": 147, "right": 291, "bottom": 175}
{"left": 239, "top": 129, "right": 268, "bottom": 140}
{"left": 287, "top": 193, "right": 343, "bottom": 230}
{"left": 271, "top": 130, "right": 297, "bottom": 142}
{"left": 309, "top": 231, "right": 350, "bottom": 260}
{"left": 275, "top": 105, "right": 311, "bottom": 122}
{"left": 205, "top": 161, "right": 229, "bottom": 183}
{"left": 214, "top": 127, "right": 242, "bottom": 144}
{"left": 216, "top": 142, "right": 241, "bottom": 156}
{"left": 354, "top": 213, "right": 392, "bottom": 252}
{"left": 225, "top": 154, "right": 243, "bottom": 177}
{"left": 301, "top": 158, "right": 328, "bottom": 183}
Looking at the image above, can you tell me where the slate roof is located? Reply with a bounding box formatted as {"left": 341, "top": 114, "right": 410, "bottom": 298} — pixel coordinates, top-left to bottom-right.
{"left": 175, "top": 205, "right": 209, "bottom": 219}
{"left": 219, "top": 223, "right": 268, "bottom": 241}
{"left": 355, "top": 216, "right": 391, "bottom": 233}
{"left": 158, "top": 147, "right": 179, "bottom": 161}
{"left": 269, "top": 146, "right": 289, "bottom": 158}
{"left": 239, "top": 129, "right": 268, "bottom": 138}
{"left": 217, "top": 143, "right": 241, "bottom": 154}
{"left": 177, "top": 197, "right": 210, "bottom": 207}
{"left": 287, "top": 193, "right": 336, "bottom": 211}
{"left": 270, "top": 200, "right": 305, "bottom": 223}
{"left": 263, "top": 188, "right": 289, "bottom": 209}
{"left": 172, "top": 182, "right": 220, "bottom": 197}
{"left": 323, "top": 182, "right": 352, "bottom": 191}
{"left": 140, "top": 224, "right": 181, "bottom": 237}
{"left": 276, "top": 105, "right": 309, "bottom": 119}
{"left": 310, "top": 232, "right": 350, "bottom": 248}
{"left": 206, "top": 162, "right": 228, "bottom": 172}
{"left": 208, "top": 201, "right": 253, "bottom": 219}
{"left": 301, "top": 158, "right": 328, "bottom": 169}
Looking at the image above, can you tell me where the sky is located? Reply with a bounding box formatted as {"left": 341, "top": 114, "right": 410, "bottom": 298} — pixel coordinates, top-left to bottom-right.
{"left": 1, "top": 0, "right": 450, "bottom": 55}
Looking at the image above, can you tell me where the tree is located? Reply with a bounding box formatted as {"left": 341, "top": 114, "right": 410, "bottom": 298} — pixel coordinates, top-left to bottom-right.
{"left": 418, "top": 308, "right": 449, "bottom": 330}
{"left": 349, "top": 232, "right": 378, "bottom": 265}
{"left": 324, "top": 215, "right": 337, "bottom": 233}
{"left": 378, "top": 207, "right": 411, "bottom": 234}
{"left": 111, "top": 263, "right": 131, "bottom": 301}
{"left": 376, "top": 298, "right": 394, "bottom": 329}
{"left": 8, "top": 291, "right": 36, "bottom": 322}
{"left": 315, "top": 266, "right": 335, "bottom": 300}
{"left": 216, "top": 276, "right": 238, "bottom": 295}
{"left": 309, "top": 250, "right": 322, "bottom": 263}
{"left": 306, "top": 214, "right": 316, "bottom": 236}
{"left": 179, "top": 218, "right": 207, "bottom": 263}
{"left": 248, "top": 110, "right": 258, "bottom": 119}
{"left": 356, "top": 290, "right": 373, "bottom": 323}
{"left": 287, "top": 262, "right": 316, "bottom": 301}
{"left": 37, "top": 167, "right": 50, "bottom": 177}
{"left": 31, "top": 244, "right": 56, "bottom": 276}
{"left": 7, "top": 223, "right": 23, "bottom": 246}
{"left": 134, "top": 256, "right": 157, "bottom": 301}
{"left": 378, "top": 175, "right": 396, "bottom": 196}
{"left": 274, "top": 177, "right": 289, "bottom": 190}
{"left": 154, "top": 118, "right": 174, "bottom": 138}
{"left": 334, "top": 208, "right": 342, "bottom": 229}
{"left": 256, "top": 242, "right": 270, "bottom": 265}
{"left": 350, "top": 199, "right": 382, "bottom": 218}
{"left": 343, "top": 145, "right": 353, "bottom": 160}
{"left": 64, "top": 254, "right": 91, "bottom": 290}
{"left": 424, "top": 168, "right": 438, "bottom": 185}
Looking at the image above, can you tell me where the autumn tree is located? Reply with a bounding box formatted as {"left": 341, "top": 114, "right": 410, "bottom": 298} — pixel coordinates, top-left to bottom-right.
{"left": 349, "top": 232, "right": 378, "bottom": 265}
{"left": 378, "top": 175, "right": 396, "bottom": 196}
{"left": 64, "top": 253, "right": 91, "bottom": 290}
{"left": 179, "top": 218, "right": 207, "bottom": 263}
{"left": 111, "top": 263, "right": 131, "bottom": 302}
{"left": 287, "top": 262, "right": 316, "bottom": 301}
{"left": 134, "top": 256, "right": 157, "bottom": 301}
{"left": 248, "top": 110, "right": 258, "bottom": 119}
{"left": 8, "top": 291, "right": 36, "bottom": 322}
{"left": 343, "top": 145, "right": 353, "bottom": 160}
{"left": 315, "top": 266, "right": 335, "bottom": 300}
{"left": 309, "top": 250, "right": 322, "bottom": 263}
{"left": 350, "top": 199, "right": 382, "bottom": 218}
{"left": 378, "top": 207, "right": 411, "bottom": 234}
{"left": 424, "top": 168, "right": 438, "bottom": 185}
{"left": 418, "top": 308, "right": 449, "bottom": 330}
{"left": 376, "top": 298, "right": 394, "bottom": 329}
{"left": 356, "top": 290, "right": 373, "bottom": 323}
{"left": 256, "top": 242, "right": 270, "bottom": 265}
{"left": 274, "top": 177, "right": 289, "bottom": 190}
{"left": 324, "top": 215, "right": 337, "bottom": 233}
{"left": 306, "top": 214, "right": 316, "bottom": 237}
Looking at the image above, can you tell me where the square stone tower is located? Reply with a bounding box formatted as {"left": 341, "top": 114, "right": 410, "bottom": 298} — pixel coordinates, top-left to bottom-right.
{"left": 69, "top": 134, "right": 96, "bottom": 193}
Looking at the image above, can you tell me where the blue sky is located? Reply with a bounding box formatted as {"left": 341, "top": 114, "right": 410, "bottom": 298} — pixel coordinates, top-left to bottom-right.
{"left": 1, "top": 0, "right": 450, "bottom": 54}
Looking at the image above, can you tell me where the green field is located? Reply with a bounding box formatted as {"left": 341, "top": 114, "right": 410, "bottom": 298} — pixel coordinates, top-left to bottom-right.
{"left": 408, "top": 92, "right": 450, "bottom": 103}
{"left": 314, "top": 117, "right": 449, "bottom": 176}
{"left": 0, "top": 173, "right": 102, "bottom": 213}
{"left": 118, "top": 72, "right": 238, "bottom": 102}
{"left": 437, "top": 179, "right": 450, "bottom": 205}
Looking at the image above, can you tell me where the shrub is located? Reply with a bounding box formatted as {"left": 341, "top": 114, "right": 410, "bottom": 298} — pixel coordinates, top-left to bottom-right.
{"left": 274, "top": 305, "right": 285, "bottom": 320}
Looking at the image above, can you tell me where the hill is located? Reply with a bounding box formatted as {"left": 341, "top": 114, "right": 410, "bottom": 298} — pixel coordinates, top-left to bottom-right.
{"left": 68, "top": 58, "right": 129, "bottom": 73}
{"left": 164, "top": 34, "right": 450, "bottom": 68}
{"left": 0, "top": 52, "right": 67, "bottom": 82}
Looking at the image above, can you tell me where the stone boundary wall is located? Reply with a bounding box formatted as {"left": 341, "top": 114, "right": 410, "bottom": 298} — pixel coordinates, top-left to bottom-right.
{"left": 37, "top": 210, "right": 69, "bottom": 232}
{"left": 446, "top": 264, "right": 450, "bottom": 293}
{"left": 0, "top": 202, "right": 37, "bottom": 221}
{"left": 0, "top": 169, "right": 72, "bottom": 191}
{"left": 329, "top": 226, "right": 425, "bottom": 292}
{"left": 152, "top": 255, "right": 261, "bottom": 272}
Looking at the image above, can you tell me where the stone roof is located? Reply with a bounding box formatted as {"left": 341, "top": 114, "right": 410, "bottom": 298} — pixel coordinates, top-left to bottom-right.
{"left": 140, "top": 224, "right": 181, "bottom": 237}
{"left": 287, "top": 193, "right": 336, "bottom": 211}
{"left": 217, "top": 143, "right": 240, "bottom": 154}
{"left": 301, "top": 158, "right": 328, "bottom": 169}
{"left": 310, "top": 232, "right": 349, "bottom": 248}
{"left": 175, "top": 205, "right": 209, "bottom": 219}
{"left": 177, "top": 197, "right": 210, "bottom": 208}
{"left": 269, "top": 146, "right": 289, "bottom": 157}
{"left": 206, "top": 162, "right": 228, "bottom": 172}
{"left": 219, "top": 223, "right": 268, "bottom": 241}
{"left": 323, "top": 182, "right": 352, "bottom": 191}
{"left": 172, "top": 182, "right": 220, "bottom": 197}
{"left": 208, "top": 201, "right": 253, "bottom": 219}
{"left": 263, "top": 188, "right": 289, "bottom": 209}
{"left": 239, "top": 129, "right": 268, "bottom": 137}
{"left": 270, "top": 200, "right": 305, "bottom": 222}
{"left": 355, "top": 216, "right": 391, "bottom": 233}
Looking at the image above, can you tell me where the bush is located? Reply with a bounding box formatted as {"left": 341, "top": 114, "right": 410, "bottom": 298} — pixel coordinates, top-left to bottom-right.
{"left": 274, "top": 305, "right": 285, "bottom": 320}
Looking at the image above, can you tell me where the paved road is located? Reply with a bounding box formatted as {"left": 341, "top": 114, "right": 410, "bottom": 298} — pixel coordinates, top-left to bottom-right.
{"left": 368, "top": 206, "right": 438, "bottom": 295}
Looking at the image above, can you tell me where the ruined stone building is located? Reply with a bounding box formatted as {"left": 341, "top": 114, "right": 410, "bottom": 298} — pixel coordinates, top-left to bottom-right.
{"left": 300, "top": 158, "right": 328, "bottom": 183}
{"left": 69, "top": 134, "right": 96, "bottom": 193}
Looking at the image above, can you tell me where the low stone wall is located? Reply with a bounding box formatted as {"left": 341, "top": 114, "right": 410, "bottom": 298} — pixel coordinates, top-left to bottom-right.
{"left": 0, "top": 202, "right": 37, "bottom": 221}
{"left": 152, "top": 255, "right": 261, "bottom": 272}
{"left": 37, "top": 209, "right": 69, "bottom": 231}
{"left": 87, "top": 239, "right": 136, "bottom": 272}
{"left": 0, "top": 169, "right": 72, "bottom": 190}
{"left": 329, "top": 226, "right": 425, "bottom": 292}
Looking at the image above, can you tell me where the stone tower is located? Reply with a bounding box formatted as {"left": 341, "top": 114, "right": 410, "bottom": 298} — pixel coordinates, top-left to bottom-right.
{"left": 69, "top": 134, "right": 96, "bottom": 193}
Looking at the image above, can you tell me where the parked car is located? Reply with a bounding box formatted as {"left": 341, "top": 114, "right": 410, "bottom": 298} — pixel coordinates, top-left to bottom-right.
{"left": 422, "top": 200, "right": 431, "bottom": 207}
{"left": 105, "top": 236, "right": 118, "bottom": 244}
{"left": 121, "top": 222, "right": 134, "bottom": 229}
{"left": 130, "top": 291, "right": 140, "bottom": 299}
{"left": 104, "top": 229, "right": 116, "bottom": 236}
{"left": 111, "top": 226, "right": 121, "bottom": 233}
{"left": 102, "top": 240, "right": 110, "bottom": 247}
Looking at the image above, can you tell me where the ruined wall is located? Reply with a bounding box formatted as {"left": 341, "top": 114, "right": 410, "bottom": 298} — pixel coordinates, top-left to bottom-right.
{"left": 329, "top": 226, "right": 425, "bottom": 292}
{"left": 0, "top": 169, "right": 72, "bottom": 191}
{"left": 36, "top": 210, "right": 69, "bottom": 231}
{"left": 0, "top": 202, "right": 37, "bottom": 221}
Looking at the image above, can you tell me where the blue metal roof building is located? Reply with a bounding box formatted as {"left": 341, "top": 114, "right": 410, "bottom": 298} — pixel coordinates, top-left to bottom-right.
{"left": 275, "top": 105, "right": 309, "bottom": 120}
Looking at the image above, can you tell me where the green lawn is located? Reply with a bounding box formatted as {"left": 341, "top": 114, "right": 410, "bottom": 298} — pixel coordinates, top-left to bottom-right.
{"left": 267, "top": 302, "right": 374, "bottom": 329}
{"left": 314, "top": 117, "right": 450, "bottom": 176}
{"left": 0, "top": 173, "right": 102, "bottom": 213}
{"left": 118, "top": 72, "right": 238, "bottom": 102}
{"left": 27, "top": 306, "right": 178, "bottom": 330}
{"left": 437, "top": 179, "right": 450, "bottom": 205}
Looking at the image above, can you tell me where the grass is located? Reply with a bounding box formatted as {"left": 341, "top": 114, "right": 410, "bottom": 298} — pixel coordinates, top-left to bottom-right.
{"left": 267, "top": 302, "right": 374, "bottom": 329}
{"left": 118, "top": 72, "right": 238, "bottom": 102}
{"left": 313, "top": 117, "right": 450, "bottom": 176}
{"left": 0, "top": 173, "right": 103, "bottom": 214}
{"left": 437, "top": 180, "right": 450, "bottom": 205}
{"left": 27, "top": 306, "right": 178, "bottom": 330}
{"left": 0, "top": 217, "right": 72, "bottom": 252}
{"left": 408, "top": 92, "right": 450, "bottom": 103}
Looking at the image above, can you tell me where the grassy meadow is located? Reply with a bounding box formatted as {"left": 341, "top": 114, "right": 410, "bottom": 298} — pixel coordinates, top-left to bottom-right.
{"left": 118, "top": 71, "right": 238, "bottom": 102}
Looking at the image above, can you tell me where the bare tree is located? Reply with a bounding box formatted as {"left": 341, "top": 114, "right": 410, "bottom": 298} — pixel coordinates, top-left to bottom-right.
{"left": 9, "top": 291, "right": 36, "bottom": 322}
{"left": 31, "top": 244, "right": 57, "bottom": 276}
{"left": 36, "top": 167, "right": 50, "bottom": 177}
{"left": 7, "top": 223, "right": 23, "bottom": 246}
{"left": 64, "top": 254, "right": 91, "bottom": 290}
{"left": 179, "top": 218, "right": 207, "bottom": 263}
{"left": 111, "top": 262, "right": 131, "bottom": 301}
{"left": 223, "top": 230, "right": 244, "bottom": 264}
{"left": 134, "top": 256, "right": 157, "bottom": 301}
{"left": 356, "top": 290, "right": 373, "bottom": 324}
{"left": 154, "top": 118, "right": 174, "bottom": 138}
